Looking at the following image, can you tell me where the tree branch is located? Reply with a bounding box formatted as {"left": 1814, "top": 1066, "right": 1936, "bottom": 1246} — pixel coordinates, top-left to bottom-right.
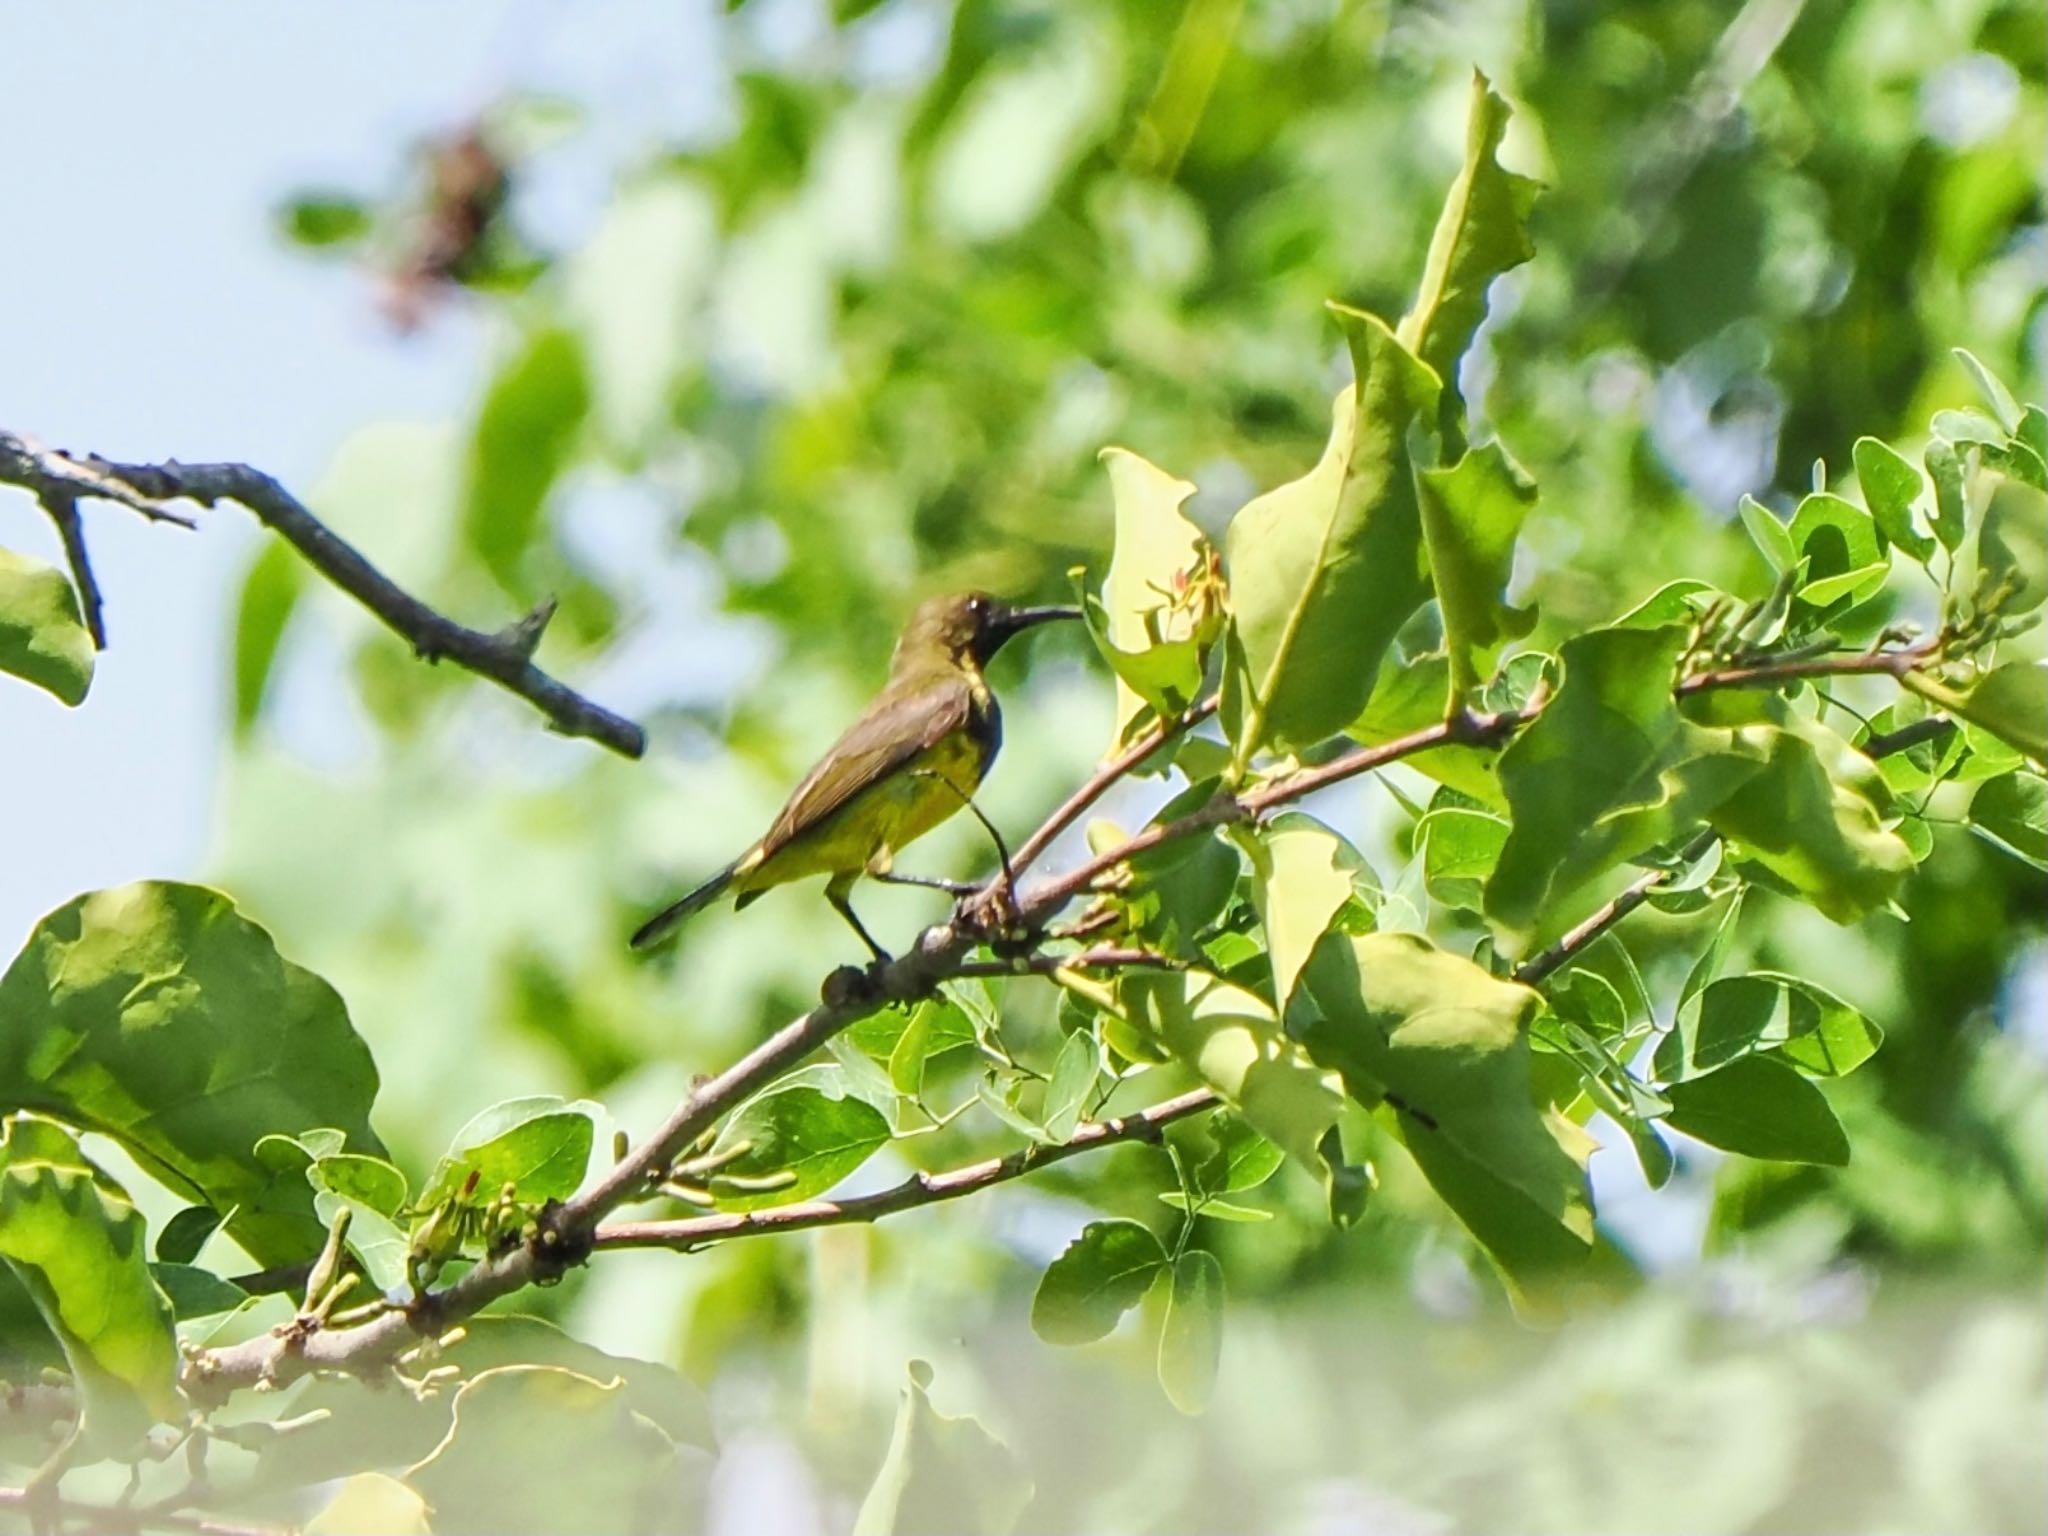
{"left": 595, "top": 1087, "right": 1221, "bottom": 1252}
{"left": 174, "top": 638, "right": 1942, "bottom": 1405}
{"left": 1009, "top": 698, "right": 1219, "bottom": 874}
{"left": 0, "top": 430, "right": 644, "bottom": 758}
{"left": 0, "top": 1486, "right": 285, "bottom": 1536}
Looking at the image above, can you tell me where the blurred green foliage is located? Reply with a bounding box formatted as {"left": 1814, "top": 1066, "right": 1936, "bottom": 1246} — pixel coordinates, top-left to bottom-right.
{"left": 221, "top": 0, "right": 2045, "bottom": 1341}
{"left": 2, "top": 0, "right": 2043, "bottom": 1530}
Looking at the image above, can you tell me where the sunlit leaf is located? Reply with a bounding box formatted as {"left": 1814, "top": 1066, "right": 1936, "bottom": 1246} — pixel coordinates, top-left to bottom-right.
{"left": 1969, "top": 772, "right": 2048, "bottom": 870}
{"left": 704, "top": 1083, "right": 889, "bottom": 1211}
{"left": 1223, "top": 308, "right": 1440, "bottom": 764}
{"left": 0, "top": 882, "right": 383, "bottom": 1266}
{"left": 853, "top": 1360, "right": 1032, "bottom": 1536}
{"left": 1852, "top": 437, "right": 1935, "bottom": 563}
{"left": 1398, "top": 69, "right": 1539, "bottom": 441}
{"left": 419, "top": 1097, "right": 595, "bottom": 1210}
{"left": 0, "top": 547, "right": 94, "bottom": 705}
{"left": 1237, "top": 812, "right": 1359, "bottom": 1009}
{"left": 1485, "top": 626, "right": 1768, "bottom": 939}
{"left": 0, "top": 1118, "right": 181, "bottom": 1451}
{"left": 1031, "top": 1220, "right": 1166, "bottom": 1345}
{"left": 1663, "top": 1056, "right": 1848, "bottom": 1165}
{"left": 1417, "top": 440, "right": 1538, "bottom": 700}
{"left": 1156, "top": 1249, "right": 1224, "bottom": 1415}
{"left": 406, "top": 1366, "right": 690, "bottom": 1536}
{"left": 1092, "top": 447, "right": 1215, "bottom": 749}
{"left": 1296, "top": 932, "right": 1595, "bottom": 1285}
{"left": 1908, "top": 662, "right": 2047, "bottom": 766}
{"left": 1119, "top": 969, "right": 1343, "bottom": 1165}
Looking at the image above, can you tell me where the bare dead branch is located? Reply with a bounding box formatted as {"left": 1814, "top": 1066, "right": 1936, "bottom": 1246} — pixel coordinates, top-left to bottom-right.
{"left": 0, "top": 430, "right": 644, "bottom": 757}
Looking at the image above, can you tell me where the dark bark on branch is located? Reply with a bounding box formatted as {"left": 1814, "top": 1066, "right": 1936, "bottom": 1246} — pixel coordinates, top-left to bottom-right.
{"left": 0, "top": 430, "right": 644, "bottom": 757}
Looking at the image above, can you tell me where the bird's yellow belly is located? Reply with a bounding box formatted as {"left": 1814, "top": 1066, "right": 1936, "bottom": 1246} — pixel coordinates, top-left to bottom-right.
{"left": 739, "top": 732, "right": 987, "bottom": 890}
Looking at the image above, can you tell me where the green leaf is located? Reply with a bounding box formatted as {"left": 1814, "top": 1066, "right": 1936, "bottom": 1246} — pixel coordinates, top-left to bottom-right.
{"left": 1979, "top": 481, "right": 2048, "bottom": 614}
{"left": 1031, "top": 1220, "right": 1166, "bottom": 1345}
{"left": 1737, "top": 496, "right": 1796, "bottom": 575}
{"left": 1119, "top": 970, "right": 1343, "bottom": 1166}
{"left": 406, "top": 1366, "right": 690, "bottom": 1536}
{"left": 1909, "top": 662, "right": 2047, "bottom": 766}
{"left": 1184, "top": 1110, "right": 1285, "bottom": 1196}
{"left": 1853, "top": 437, "right": 1936, "bottom": 563}
{"left": 1664, "top": 972, "right": 1881, "bottom": 1081}
{"left": 1701, "top": 715, "right": 1915, "bottom": 924}
{"left": 705, "top": 1083, "right": 889, "bottom": 1211}
{"left": 149, "top": 1262, "right": 251, "bottom": 1322}
{"left": 0, "top": 547, "right": 94, "bottom": 705}
{"left": 1485, "top": 626, "right": 1768, "bottom": 939}
{"left": 1788, "top": 493, "right": 1886, "bottom": 612}
{"left": 1158, "top": 1193, "right": 1271, "bottom": 1222}
{"left": 1398, "top": 69, "right": 1539, "bottom": 441}
{"left": 1416, "top": 440, "right": 1538, "bottom": 700}
{"left": 1296, "top": 932, "right": 1595, "bottom": 1285}
{"left": 1934, "top": 408, "right": 2007, "bottom": 447}
{"left": 1798, "top": 561, "right": 1889, "bottom": 607}
{"left": 1041, "top": 1031, "right": 1098, "bottom": 1142}
{"left": 1237, "top": 812, "right": 1359, "bottom": 1009}
{"left": 0, "top": 882, "right": 383, "bottom": 1266}
{"left": 310, "top": 1152, "right": 409, "bottom": 1219}
{"left": 1093, "top": 447, "right": 1216, "bottom": 748}
{"left": 305, "top": 1474, "right": 432, "bottom": 1536}
{"left": 1418, "top": 804, "right": 1510, "bottom": 912}
{"left": 277, "top": 194, "right": 375, "bottom": 248}
{"left": 463, "top": 326, "right": 591, "bottom": 596}
{"left": 1111, "top": 785, "right": 1244, "bottom": 954}
{"left": 1223, "top": 307, "right": 1440, "bottom": 764}
{"left": 419, "top": 1097, "right": 594, "bottom": 1210}
{"left": 1953, "top": 347, "right": 2023, "bottom": 433}
{"left": 230, "top": 539, "right": 307, "bottom": 735}
{"left": 1663, "top": 1056, "right": 1848, "bottom": 1166}
{"left": 853, "top": 1360, "right": 1033, "bottom": 1536}
{"left": 0, "top": 1119, "right": 181, "bottom": 1451}
{"left": 1969, "top": 772, "right": 2048, "bottom": 869}
{"left": 155, "top": 1205, "right": 224, "bottom": 1264}
{"left": 1924, "top": 439, "right": 1968, "bottom": 551}
{"left": 1157, "top": 1249, "right": 1224, "bottom": 1415}
{"left": 1347, "top": 649, "right": 1508, "bottom": 806}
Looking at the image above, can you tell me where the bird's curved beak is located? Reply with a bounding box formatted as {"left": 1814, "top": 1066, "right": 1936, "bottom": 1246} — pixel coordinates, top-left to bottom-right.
{"left": 986, "top": 602, "right": 1082, "bottom": 653}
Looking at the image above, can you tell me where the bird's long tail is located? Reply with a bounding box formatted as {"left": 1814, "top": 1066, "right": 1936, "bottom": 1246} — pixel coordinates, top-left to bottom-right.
{"left": 631, "top": 858, "right": 743, "bottom": 950}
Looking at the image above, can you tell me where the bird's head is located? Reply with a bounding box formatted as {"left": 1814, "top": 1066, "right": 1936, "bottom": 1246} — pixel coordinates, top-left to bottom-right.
{"left": 893, "top": 591, "right": 1081, "bottom": 672}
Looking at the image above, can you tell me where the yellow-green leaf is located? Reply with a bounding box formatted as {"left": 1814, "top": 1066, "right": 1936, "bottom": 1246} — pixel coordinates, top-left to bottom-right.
{"left": 0, "top": 546, "right": 94, "bottom": 705}
{"left": 1223, "top": 308, "right": 1441, "bottom": 766}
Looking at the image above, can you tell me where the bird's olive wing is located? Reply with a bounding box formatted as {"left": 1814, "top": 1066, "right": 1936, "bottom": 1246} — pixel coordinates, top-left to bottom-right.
{"left": 756, "top": 676, "right": 974, "bottom": 859}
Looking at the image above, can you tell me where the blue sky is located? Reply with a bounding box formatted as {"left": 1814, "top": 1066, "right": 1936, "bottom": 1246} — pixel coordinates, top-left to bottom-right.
{"left": 0, "top": 3, "right": 720, "bottom": 943}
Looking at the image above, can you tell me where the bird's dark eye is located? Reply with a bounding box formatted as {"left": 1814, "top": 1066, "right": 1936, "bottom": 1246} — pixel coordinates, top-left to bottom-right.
{"left": 968, "top": 596, "right": 987, "bottom": 617}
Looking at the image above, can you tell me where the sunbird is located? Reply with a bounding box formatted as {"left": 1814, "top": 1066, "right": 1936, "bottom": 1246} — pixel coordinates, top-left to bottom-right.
{"left": 632, "top": 591, "right": 1079, "bottom": 960}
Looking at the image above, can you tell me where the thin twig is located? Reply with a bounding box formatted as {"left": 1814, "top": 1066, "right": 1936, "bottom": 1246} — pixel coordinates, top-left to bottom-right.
{"left": 595, "top": 1087, "right": 1220, "bottom": 1252}
{"left": 1009, "top": 697, "right": 1220, "bottom": 874}
{"left": 1515, "top": 829, "right": 1720, "bottom": 986}
{"left": 1860, "top": 713, "right": 1955, "bottom": 760}
{"left": 44, "top": 492, "right": 107, "bottom": 648}
{"left": 175, "top": 637, "right": 1941, "bottom": 1402}
{"left": 1676, "top": 643, "right": 1930, "bottom": 695}
{"left": 0, "top": 430, "right": 644, "bottom": 757}
{"left": 951, "top": 945, "right": 1184, "bottom": 979}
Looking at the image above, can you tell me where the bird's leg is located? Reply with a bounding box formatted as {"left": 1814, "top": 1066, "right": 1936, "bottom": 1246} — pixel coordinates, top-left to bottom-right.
{"left": 825, "top": 872, "right": 892, "bottom": 967}
{"left": 906, "top": 770, "right": 1021, "bottom": 931}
